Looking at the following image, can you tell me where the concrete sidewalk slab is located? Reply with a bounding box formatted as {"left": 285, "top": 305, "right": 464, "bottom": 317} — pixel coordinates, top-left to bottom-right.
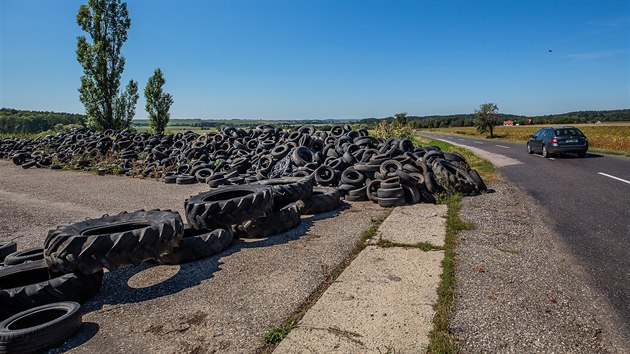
{"left": 274, "top": 246, "right": 444, "bottom": 353}
{"left": 377, "top": 204, "right": 447, "bottom": 247}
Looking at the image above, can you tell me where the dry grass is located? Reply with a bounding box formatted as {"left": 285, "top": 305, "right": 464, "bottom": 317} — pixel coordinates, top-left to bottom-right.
{"left": 426, "top": 124, "right": 630, "bottom": 153}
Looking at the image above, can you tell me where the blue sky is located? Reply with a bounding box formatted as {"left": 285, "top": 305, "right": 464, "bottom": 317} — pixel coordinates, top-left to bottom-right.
{"left": 1, "top": 0, "right": 628, "bottom": 120}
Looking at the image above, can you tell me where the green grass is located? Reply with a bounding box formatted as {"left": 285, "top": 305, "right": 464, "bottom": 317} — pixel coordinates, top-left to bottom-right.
{"left": 427, "top": 194, "right": 475, "bottom": 353}
{"left": 376, "top": 238, "right": 442, "bottom": 251}
{"left": 262, "top": 320, "right": 296, "bottom": 344}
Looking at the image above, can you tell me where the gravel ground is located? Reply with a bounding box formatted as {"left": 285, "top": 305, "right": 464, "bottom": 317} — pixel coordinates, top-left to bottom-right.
{"left": 0, "top": 160, "right": 386, "bottom": 353}
{"left": 453, "top": 177, "right": 629, "bottom": 352}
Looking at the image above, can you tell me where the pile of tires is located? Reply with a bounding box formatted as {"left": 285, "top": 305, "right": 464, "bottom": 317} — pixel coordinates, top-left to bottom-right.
{"left": 1, "top": 125, "right": 487, "bottom": 206}
{"left": 1, "top": 210, "right": 186, "bottom": 322}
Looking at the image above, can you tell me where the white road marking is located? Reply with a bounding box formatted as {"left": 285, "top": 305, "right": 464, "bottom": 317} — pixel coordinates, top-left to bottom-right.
{"left": 598, "top": 172, "right": 630, "bottom": 185}
{"left": 533, "top": 154, "right": 554, "bottom": 160}
{"left": 458, "top": 139, "right": 465, "bottom": 141}
{"left": 474, "top": 141, "right": 484, "bottom": 144}
{"left": 496, "top": 145, "right": 510, "bottom": 149}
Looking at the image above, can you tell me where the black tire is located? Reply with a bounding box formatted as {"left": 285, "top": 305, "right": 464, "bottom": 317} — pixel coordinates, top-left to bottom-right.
{"left": 254, "top": 177, "right": 313, "bottom": 208}
{"left": 44, "top": 210, "right": 184, "bottom": 274}
{"left": 424, "top": 172, "right": 439, "bottom": 193}
{"left": 157, "top": 227, "right": 233, "bottom": 265}
{"left": 377, "top": 187, "right": 404, "bottom": 199}
{"left": 366, "top": 179, "right": 381, "bottom": 203}
{"left": 164, "top": 175, "right": 179, "bottom": 184}
{"left": 298, "top": 187, "right": 341, "bottom": 215}
{"left": 176, "top": 175, "right": 198, "bottom": 185}
{"left": 468, "top": 169, "right": 487, "bottom": 192}
{"left": 344, "top": 187, "right": 368, "bottom": 201}
{"left": 402, "top": 185, "right": 421, "bottom": 204}
{"left": 291, "top": 146, "right": 313, "bottom": 166}
{"left": 0, "top": 301, "right": 82, "bottom": 354}
{"left": 542, "top": 145, "right": 549, "bottom": 158}
{"left": 0, "top": 242, "right": 17, "bottom": 263}
{"left": 236, "top": 202, "right": 302, "bottom": 238}
{"left": 577, "top": 151, "right": 587, "bottom": 158}
{"left": 3, "top": 248, "right": 44, "bottom": 266}
{"left": 377, "top": 196, "right": 406, "bottom": 208}
{"left": 379, "top": 160, "right": 403, "bottom": 175}
{"left": 527, "top": 143, "right": 533, "bottom": 154}
{"left": 0, "top": 260, "right": 102, "bottom": 320}
{"left": 380, "top": 177, "right": 401, "bottom": 190}
{"left": 419, "top": 187, "right": 437, "bottom": 204}
{"left": 185, "top": 185, "right": 273, "bottom": 230}
{"left": 314, "top": 165, "right": 337, "bottom": 186}
{"left": 340, "top": 168, "right": 365, "bottom": 186}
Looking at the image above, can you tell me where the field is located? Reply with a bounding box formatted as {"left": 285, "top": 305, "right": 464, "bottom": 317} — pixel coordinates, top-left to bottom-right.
{"left": 424, "top": 124, "right": 630, "bottom": 154}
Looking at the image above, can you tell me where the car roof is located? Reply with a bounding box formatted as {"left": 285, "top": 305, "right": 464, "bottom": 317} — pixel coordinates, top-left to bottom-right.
{"left": 551, "top": 126, "right": 578, "bottom": 129}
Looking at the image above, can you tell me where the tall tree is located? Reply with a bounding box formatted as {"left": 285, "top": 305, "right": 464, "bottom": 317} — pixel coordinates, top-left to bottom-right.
{"left": 145, "top": 68, "right": 174, "bottom": 133}
{"left": 76, "top": 0, "right": 131, "bottom": 131}
{"left": 113, "top": 80, "right": 139, "bottom": 129}
{"left": 475, "top": 103, "right": 499, "bottom": 138}
{"left": 393, "top": 112, "right": 408, "bottom": 127}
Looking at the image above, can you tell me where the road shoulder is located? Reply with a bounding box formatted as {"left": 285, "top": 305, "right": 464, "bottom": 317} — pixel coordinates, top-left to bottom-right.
{"left": 452, "top": 177, "right": 629, "bottom": 352}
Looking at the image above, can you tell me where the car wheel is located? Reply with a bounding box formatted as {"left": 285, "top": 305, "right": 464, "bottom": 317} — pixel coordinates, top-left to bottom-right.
{"left": 542, "top": 145, "right": 549, "bottom": 158}
{"left": 527, "top": 143, "right": 533, "bottom": 154}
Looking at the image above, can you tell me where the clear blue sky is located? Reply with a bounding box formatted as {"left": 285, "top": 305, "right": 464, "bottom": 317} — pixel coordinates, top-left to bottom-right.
{"left": 1, "top": 0, "right": 628, "bottom": 120}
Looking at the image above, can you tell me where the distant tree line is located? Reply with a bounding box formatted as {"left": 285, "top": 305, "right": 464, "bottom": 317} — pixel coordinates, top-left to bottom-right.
{"left": 0, "top": 108, "right": 85, "bottom": 134}
{"left": 358, "top": 109, "right": 630, "bottom": 129}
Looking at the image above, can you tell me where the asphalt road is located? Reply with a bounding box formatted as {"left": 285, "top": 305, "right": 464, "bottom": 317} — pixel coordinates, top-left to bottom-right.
{"left": 419, "top": 132, "right": 630, "bottom": 337}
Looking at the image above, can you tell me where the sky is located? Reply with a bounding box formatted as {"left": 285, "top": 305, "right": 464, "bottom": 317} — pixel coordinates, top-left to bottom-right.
{"left": 1, "top": 0, "right": 628, "bottom": 120}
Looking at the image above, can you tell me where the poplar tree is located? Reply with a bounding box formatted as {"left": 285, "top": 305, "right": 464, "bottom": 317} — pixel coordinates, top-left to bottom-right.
{"left": 145, "top": 68, "right": 174, "bottom": 133}
{"left": 76, "top": 0, "right": 132, "bottom": 130}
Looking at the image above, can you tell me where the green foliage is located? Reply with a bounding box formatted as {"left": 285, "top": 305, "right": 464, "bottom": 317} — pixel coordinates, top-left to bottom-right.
{"left": 114, "top": 80, "right": 139, "bottom": 130}
{"left": 427, "top": 194, "right": 475, "bottom": 353}
{"left": 145, "top": 68, "right": 174, "bottom": 133}
{"left": 374, "top": 120, "right": 413, "bottom": 140}
{"left": 475, "top": 102, "right": 499, "bottom": 138}
{"left": 0, "top": 108, "right": 85, "bottom": 134}
{"left": 76, "top": 0, "right": 132, "bottom": 131}
{"left": 262, "top": 320, "right": 296, "bottom": 344}
{"left": 393, "top": 112, "right": 407, "bottom": 127}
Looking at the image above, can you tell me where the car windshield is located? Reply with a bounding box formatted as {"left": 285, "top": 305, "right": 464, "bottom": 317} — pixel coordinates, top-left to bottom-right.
{"left": 554, "top": 128, "right": 583, "bottom": 137}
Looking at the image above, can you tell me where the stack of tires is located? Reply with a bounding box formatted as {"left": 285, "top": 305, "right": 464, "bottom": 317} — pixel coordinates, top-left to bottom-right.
{"left": 1, "top": 125, "right": 488, "bottom": 206}
{"left": 0, "top": 210, "right": 186, "bottom": 351}
{"left": 183, "top": 177, "right": 341, "bottom": 240}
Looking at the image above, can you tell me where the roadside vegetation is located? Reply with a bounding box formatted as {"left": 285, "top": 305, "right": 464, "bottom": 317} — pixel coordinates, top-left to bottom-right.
{"left": 428, "top": 193, "right": 475, "bottom": 353}
{"left": 422, "top": 125, "right": 630, "bottom": 156}
{"left": 409, "top": 137, "right": 493, "bottom": 352}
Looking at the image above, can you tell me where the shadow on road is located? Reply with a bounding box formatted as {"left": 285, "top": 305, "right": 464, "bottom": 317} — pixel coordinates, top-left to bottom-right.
{"left": 49, "top": 322, "right": 100, "bottom": 354}
{"left": 552, "top": 152, "right": 604, "bottom": 159}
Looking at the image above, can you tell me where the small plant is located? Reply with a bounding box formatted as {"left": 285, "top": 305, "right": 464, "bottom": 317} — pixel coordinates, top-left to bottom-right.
{"left": 112, "top": 165, "right": 121, "bottom": 175}
{"left": 262, "top": 320, "right": 296, "bottom": 344}
{"left": 374, "top": 120, "right": 413, "bottom": 140}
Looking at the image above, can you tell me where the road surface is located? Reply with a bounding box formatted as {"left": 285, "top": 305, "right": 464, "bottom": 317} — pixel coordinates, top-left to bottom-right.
{"left": 419, "top": 132, "right": 630, "bottom": 336}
